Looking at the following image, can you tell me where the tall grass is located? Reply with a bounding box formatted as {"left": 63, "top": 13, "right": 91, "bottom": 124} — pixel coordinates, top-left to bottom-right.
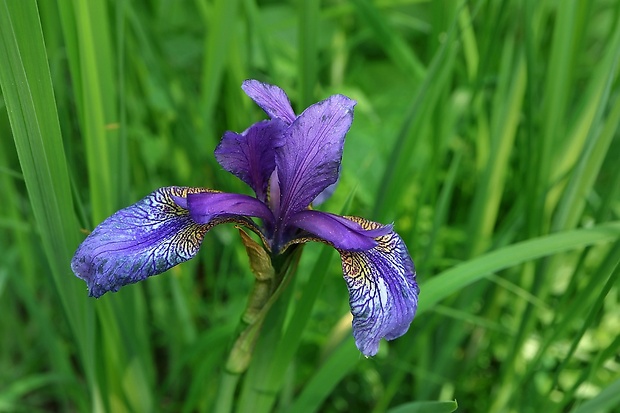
{"left": 1, "top": 0, "right": 618, "bottom": 412}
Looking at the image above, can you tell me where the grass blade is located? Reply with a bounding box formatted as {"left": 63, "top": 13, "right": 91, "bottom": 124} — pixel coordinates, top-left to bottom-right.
{"left": 418, "top": 222, "right": 620, "bottom": 314}
{"left": 0, "top": 0, "right": 100, "bottom": 409}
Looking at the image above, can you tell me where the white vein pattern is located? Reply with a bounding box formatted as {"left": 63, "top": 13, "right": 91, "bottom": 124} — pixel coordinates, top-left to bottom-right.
{"left": 72, "top": 187, "right": 214, "bottom": 297}
{"left": 339, "top": 216, "right": 419, "bottom": 356}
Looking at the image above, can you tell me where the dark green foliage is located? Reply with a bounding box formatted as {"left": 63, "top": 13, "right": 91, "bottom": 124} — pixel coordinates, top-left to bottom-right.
{"left": 1, "top": 0, "right": 618, "bottom": 412}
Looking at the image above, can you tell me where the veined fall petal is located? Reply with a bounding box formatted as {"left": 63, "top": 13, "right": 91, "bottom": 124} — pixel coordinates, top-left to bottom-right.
{"left": 185, "top": 191, "right": 275, "bottom": 226}
{"left": 337, "top": 217, "right": 419, "bottom": 357}
{"left": 72, "top": 187, "right": 216, "bottom": 298}
{"left": 287, "top": 210, "right": 391, "bottom": 251}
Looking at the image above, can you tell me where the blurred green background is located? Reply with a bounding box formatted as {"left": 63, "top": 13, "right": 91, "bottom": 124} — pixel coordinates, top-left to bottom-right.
{"left": 1, "top": 0, "right": 619, "bottom": 412}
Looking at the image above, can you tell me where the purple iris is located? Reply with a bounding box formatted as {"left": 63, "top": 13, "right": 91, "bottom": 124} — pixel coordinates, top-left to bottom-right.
{"left": 71, "top": 80, "right": 419, "bottom": 356}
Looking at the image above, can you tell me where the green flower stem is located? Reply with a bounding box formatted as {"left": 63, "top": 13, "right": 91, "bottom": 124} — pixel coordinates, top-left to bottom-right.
{"left": 225, "top": 310, "right": 268, "bottom": 374}
{"left": 214, "top": 236, "right": 303, "bottom": 413}
{"left": 237, "top": 229, "right": 276, "bottom": 325}
{"left": 213, "top": 371, "right": 240, "bottom": 413}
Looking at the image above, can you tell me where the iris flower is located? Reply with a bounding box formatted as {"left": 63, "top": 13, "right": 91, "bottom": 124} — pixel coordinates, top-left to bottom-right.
{"left": 71, "top": 80, "right": 419, "bottom": 356}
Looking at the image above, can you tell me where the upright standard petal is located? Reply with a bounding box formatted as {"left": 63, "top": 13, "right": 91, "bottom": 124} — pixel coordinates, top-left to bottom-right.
{"left": 276, "top": 95, "right": 356, "bottom": 221}
{"left": 337, "top": 217, "right": 419, "bottom": 357}
{"left": 71, "top": 187, "right": 217, "bottom": 298}
{"left": 312, "top": 180, "right": 339, "bottom": 206}
{"left": 214, "top": 119, "right": 286, "bottom": 201}
{"left": 242, "top": 79, "right": 297, "bottom": 124}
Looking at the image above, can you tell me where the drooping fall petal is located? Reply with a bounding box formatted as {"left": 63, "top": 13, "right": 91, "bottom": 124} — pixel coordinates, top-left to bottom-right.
{"left": 275, "top": 94, "right": 356, "bottom": 221}
{"left": 287, "top": 210, "right": 391, "bottom": 251}
{"left": 72, "top": 187, "right": 217, "bottom": 298}
{"left": 185, "top": 191, "right": 275, "bottom": 226}
{"left": 337, "top": 217, "right": 419, "bottom": 357}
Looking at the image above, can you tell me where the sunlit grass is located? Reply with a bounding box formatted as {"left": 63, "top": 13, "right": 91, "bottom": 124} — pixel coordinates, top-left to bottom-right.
{"left": 1, "top": 0, "right": 618, "bottom": 412}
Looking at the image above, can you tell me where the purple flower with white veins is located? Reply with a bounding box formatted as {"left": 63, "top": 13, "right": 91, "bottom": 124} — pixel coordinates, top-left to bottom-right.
{"left": 71, "top": 79, "right": 419, "bottom": 357}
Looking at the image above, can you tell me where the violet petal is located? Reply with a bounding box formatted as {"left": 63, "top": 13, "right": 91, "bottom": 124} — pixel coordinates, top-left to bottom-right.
{"left": 288, "top": 210, "right": 391, "bottom": 251}
{"left": 242, "top": 79, "right": 297, "bottom": 124}
{"left": 312, "top": 179, "right": 339, "bottom": 206}
{"left": 215, "top": 119, "right": 286, "bottom": 201}
{"left": 71, "top": 187, "right": 216, "bottom": 298}
{"left": 337, "top": 217, "right": 419, "bottom": 357}
{"left": 276, "top": 94, "right": 356, "bottom": 221}
{"left": 186, "top": 191, "right": 275, "bottom": 226}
